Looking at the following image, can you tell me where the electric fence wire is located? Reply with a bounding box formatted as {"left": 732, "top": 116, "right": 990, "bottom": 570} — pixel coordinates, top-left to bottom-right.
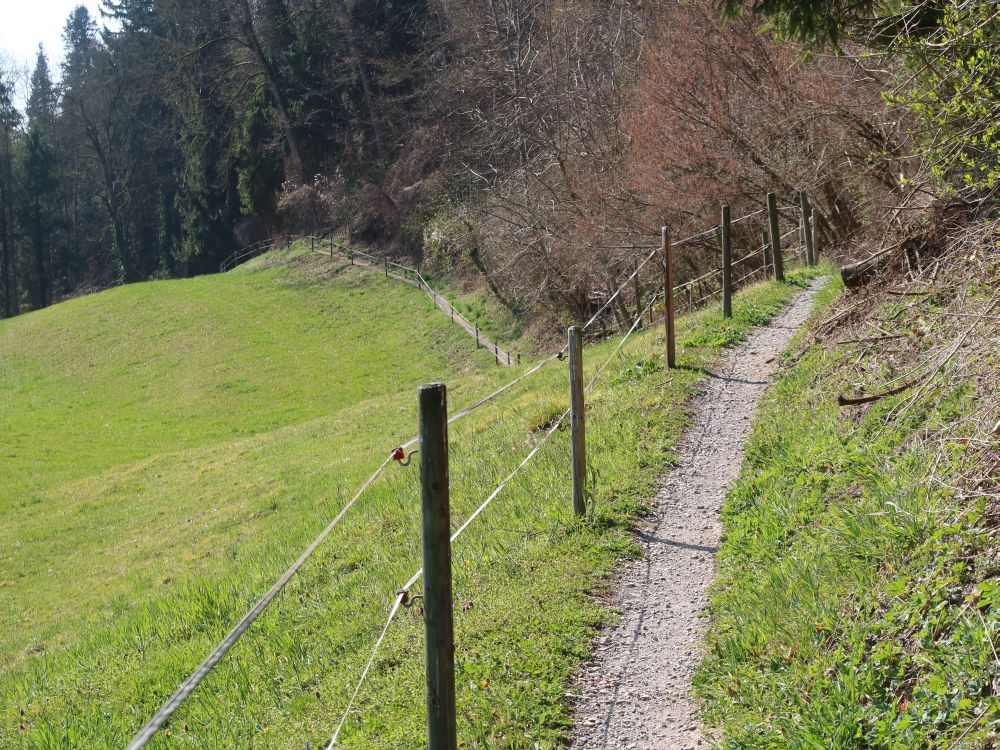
{"left": 672, "top": 223, "right": 719, "bottom": 248}
{"left": 327, "top": 277, "right": 671, "bottom": 743}
{"left": 125, "top": 455, "right": 395, "bottom": 750}
{"left": 582, "top": 246, "right": 660, "bottom": 331}
{"left": 586, "top": 290, "right": 663, "bottom": 392}
{"left": 729, "top": 206, "right": 768, "bottom": 224}
{"left": 327, "top": 406, "right": 572, "bottom": 745}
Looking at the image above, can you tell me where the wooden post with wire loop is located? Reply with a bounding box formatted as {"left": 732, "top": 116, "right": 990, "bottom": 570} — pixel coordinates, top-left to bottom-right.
{"left": 767, "top": 192, "right": 784, "bottom": 281}
{"left": 568, "top": 326, "right": 586, "bottom": 516}
{"left": 721, "top": 205, "right": 732, "bottom": 318}
{"left": 417, "top": 383, "right": 458, "bottom": 750}
{"left": 801, "top": 191, "right": 815, "bottom": 267}
{"left": 662, "top": 226, "right": 676, "bottom": 368}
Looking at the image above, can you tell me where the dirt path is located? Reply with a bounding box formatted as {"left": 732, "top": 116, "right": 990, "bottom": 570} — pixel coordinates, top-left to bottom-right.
{"left": 312, "top": 246, "right": 516, "bottom": 366}
{"left": 571, "top": 279, "right": 825, "bottom": 750}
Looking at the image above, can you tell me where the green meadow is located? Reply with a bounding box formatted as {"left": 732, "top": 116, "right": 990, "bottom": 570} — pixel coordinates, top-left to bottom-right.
{"left": 0, "top": 246, "right": 824, "bottom": 748}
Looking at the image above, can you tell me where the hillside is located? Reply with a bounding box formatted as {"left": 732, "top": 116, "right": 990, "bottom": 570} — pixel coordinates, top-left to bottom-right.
{"left": 0, "top": 248, "right": 495, "bottom": 665}
{"left": 0, "top": 247, "right": 825, "bottom": 748}
{"left": 697, "top": 237, "right": 999, "bottom": 747}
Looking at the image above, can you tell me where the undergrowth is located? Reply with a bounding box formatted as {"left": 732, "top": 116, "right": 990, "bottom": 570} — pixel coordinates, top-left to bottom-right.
{"left": 696, "top": 250, "right": 999, "bottom": 748}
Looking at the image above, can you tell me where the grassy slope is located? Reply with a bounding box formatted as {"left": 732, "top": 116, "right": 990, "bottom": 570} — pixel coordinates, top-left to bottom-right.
{"left": 696, "top": 277, "right": 999, "bottom": 747}
{"left": 1, "top": 249, "right": 822, "bottom": 749}
{"left": 0, "top": 249, "right": 488, "bottom": 662}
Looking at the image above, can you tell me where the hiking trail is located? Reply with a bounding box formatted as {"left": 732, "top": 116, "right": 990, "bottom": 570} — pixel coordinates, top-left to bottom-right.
{"left": 571, "top": 278, "right": 825, "bottom": 749}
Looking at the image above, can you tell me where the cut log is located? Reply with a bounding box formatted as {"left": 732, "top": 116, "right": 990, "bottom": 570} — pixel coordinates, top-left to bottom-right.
{"left": 840, "top": 256, "right": 881, "bottom": 288}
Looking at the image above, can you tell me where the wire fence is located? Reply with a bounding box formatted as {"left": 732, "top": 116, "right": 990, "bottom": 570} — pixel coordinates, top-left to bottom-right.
{"left": 130, "top": 190, "right": 820, "bottom": 749}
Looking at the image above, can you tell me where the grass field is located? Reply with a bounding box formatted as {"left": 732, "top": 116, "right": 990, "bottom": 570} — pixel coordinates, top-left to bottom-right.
{"left": 1, "top": 247, "right": 824, "bottom": 749}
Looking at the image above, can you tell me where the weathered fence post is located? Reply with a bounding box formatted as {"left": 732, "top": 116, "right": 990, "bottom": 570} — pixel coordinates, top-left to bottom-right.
{"left": 767, "top": 192, "right": 784, "bottom": 281}
{"left": 417, "top": 383, "right": 458, "bottom": 750}
{"left": 475, "top": 324, "right": 480, "bottom": 348}
{"left": 662, "top": 226, "right": 676, "bottom": 368}
{"left": 800, "top": 191, "right": 815, "bottom": 267}
{"left": 568, "top": 326, "right": 586, "bottom": 517}
{"left": 633, "top": 258, "right": 642, "bottom": 321}
{"left": 761, "top": 231, "right": 771, "bottom": 277}
{"left": 311, "top": 236, "right": 315, "bottom": 253}
{"left": 721, "top": 205, "right": 732, "bottom": 318}
{"left": 494, "top": 343, "right": 499, "bottom": 366}
{"left": 329, "top": 238, "right": 333, "bottom": 259}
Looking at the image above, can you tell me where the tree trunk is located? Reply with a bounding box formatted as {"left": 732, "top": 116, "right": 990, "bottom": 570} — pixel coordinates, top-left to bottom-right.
{"left": 332, "top": 0, "right": 386, "bottom": 160}
{"left": 0, "top": 124, "right": 18, "bottom": 316}
{"left": 235, "top": 0, "right": 305, "bottom": 184}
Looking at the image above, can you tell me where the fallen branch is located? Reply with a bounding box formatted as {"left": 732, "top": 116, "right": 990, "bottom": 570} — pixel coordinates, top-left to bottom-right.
{"left": 837, "top": 376, "right": 922, "bottom": 406}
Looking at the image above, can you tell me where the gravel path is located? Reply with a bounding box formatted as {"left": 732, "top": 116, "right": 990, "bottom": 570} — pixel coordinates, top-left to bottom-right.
{"left": 570, "top": 280, "right": 825, "bottom": 750}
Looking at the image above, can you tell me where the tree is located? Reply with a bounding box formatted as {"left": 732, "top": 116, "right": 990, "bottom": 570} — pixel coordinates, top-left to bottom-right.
{"left": 723, "top": 0, "right": 999, "bottom": 197}
{"left": 20, "top": 127, "right": 59, "bottom": 308}
{"left": 0, "top": 73, "right": 20, "bottom": 316}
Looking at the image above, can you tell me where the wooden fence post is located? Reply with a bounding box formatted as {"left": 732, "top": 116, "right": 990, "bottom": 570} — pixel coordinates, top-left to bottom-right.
{"left": 384, "top": 258, "right": 389, "bottom": 277}
{"left": 475, "top": 325, "right": 480, "bottom": 348}
{"left": 494, "top": 343, "right": 499, "bottom": 366}
{"left": 417, "top": 383, "right": 458, "bottom": 750}
{"left": 568, "top": 326, "right": 586, "bottom": 517}
{"left": 767, "top": 192, "right": 784, "bottom": 281}
{"left": 633, "top": 258, "right": 642, "bottom": 321}
{"left": 721, "top": 205, "right": 732, "bottom": 318}
{"left": 800, "top": 190, "right": 815, "bottom": 267}
{"left": 329, "top": 238, "right": 333, "bottom": 259}
{"left": 761, "top": 231, "right": 771, "bottom": 278}
{"left": 662, "top": 226, "right": 675, "bottom": 368}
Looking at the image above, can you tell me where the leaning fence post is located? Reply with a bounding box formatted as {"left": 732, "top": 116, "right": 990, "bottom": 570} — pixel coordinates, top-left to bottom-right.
{"left": 417, "top": 383, "right": 458, "bottom": 750}
{"left": 721, "top": 205, "right": 732, "bottom": 318}
{"left": 568, "top": 326, "right": 586, "bottom": 517}
{"left": 767, "top": 192, "right": 784, "bottom": 281}
{"left": 662, "top": 226, "right": 676, "bottom": 368}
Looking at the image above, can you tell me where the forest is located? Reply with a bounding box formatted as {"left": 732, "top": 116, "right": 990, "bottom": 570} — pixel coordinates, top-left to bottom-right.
{"left": 0, "top": 0, "right": 995, "bottom": 325}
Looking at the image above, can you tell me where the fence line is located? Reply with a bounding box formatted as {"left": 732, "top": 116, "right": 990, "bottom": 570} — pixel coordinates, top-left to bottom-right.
{"left": 317, "top": 241, "right": 518, "bottom": 368}
{"left": 328, "top": 283, "right": 666, "bottom": 741}
{"left": 131, "top": 190, "right": 820, "bottom": 749}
